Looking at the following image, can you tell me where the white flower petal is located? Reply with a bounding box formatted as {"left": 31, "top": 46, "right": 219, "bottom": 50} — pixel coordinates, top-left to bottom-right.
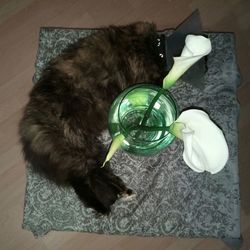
{"left": 182, "top": 127, "right": 205, "bottom": 173}
{"left": 176, "top": 109, "right": 229, "bottom": 174}
{"left": 165, "top": 55, "right": 204, "bottom": 86}
{"left": 181, "top": 35, "right": 212, "bottom": 57}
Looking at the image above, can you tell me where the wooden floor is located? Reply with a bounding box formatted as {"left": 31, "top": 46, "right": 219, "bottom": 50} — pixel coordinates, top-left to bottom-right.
{"left": 0, "top": 0, "right": 250, "bottom": 249}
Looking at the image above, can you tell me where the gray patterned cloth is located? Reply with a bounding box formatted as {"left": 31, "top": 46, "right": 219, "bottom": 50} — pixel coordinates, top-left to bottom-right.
{"left": 23, "top": 28, "right": 241, "bottom": 241}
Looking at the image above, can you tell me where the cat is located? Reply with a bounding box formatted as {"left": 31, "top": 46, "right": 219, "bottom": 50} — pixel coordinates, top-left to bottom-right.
{"left": 19, "top": 22, "right": 165, "bottom": 215}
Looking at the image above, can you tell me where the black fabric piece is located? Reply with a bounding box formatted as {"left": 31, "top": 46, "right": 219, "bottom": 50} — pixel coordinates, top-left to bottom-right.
{"left": 156, "top": 34, "right": 167, "bottom": 72}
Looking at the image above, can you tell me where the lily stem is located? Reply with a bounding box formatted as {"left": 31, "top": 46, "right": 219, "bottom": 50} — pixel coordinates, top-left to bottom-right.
{"left": 139, "top": 88, "right": 165, "bottom": 127}
{"left": 134, "top": 88, "right": 165, "bottom": 138}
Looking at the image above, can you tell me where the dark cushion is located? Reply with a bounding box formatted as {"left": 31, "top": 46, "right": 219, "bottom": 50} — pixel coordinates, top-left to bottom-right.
{"left": 23, "top": 28, "right": 241, "bottom": 240}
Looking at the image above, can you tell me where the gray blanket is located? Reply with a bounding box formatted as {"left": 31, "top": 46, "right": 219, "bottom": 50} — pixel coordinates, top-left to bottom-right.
{"left": 23, "top": 28, "right": 241, "bottom": 240}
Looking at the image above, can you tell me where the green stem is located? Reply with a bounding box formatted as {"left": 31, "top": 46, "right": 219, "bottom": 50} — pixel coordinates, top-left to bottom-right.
{"left": 134, "top": 88, "right": 165, "bottom": 139}
{"left": 139, "top": 88, "right": 165, "bottom": 127}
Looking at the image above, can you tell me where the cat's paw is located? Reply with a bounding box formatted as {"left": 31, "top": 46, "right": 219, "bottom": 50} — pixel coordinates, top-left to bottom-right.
{"left": 120, "top": 189, "right": 136, "bottom": 201}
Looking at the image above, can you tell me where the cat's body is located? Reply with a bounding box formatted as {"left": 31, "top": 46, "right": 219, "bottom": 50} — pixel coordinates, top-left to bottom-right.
{"left": 19, "top": 22, "right": 165, "bottom": 214}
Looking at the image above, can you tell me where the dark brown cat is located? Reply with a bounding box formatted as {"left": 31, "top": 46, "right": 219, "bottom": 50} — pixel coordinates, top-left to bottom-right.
{"left": 19, "top": 22, "right": 165, "bottom": 214}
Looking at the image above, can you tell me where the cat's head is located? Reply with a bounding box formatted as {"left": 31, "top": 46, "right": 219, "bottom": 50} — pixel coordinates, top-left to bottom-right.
{"left": 130, "top": 21, "right": 156, "bottom": 35}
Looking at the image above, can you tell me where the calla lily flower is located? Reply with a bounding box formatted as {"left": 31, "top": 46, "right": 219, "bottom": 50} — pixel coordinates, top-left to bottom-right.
{"left": 163, "top": 35, "right": 212, "bottom": 89}
{"left": 171, "top": 109, "right": 229, "bottom": 174}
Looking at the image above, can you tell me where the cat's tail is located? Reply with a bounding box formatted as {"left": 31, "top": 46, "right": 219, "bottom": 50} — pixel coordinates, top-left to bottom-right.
{"left": 69, "top": 164, "right": 133, "bottom": 215}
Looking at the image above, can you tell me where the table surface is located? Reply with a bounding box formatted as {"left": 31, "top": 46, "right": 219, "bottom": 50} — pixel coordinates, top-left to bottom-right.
{"left": 23, "top": 28, "right": 241, "bottom": 239}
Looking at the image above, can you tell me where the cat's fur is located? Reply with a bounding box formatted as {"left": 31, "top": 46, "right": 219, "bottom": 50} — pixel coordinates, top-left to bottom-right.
{"left": 19, "top": 22, "right": 165, "bottom": 214}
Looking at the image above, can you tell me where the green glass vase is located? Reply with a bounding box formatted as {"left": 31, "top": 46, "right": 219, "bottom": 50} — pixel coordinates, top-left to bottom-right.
{"left": 108, "top": 84, "right": 179, "bottom": 155}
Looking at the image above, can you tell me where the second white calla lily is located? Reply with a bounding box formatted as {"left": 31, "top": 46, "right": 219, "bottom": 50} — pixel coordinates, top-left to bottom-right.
{"left": 173, "top": 109, "right": 229, "bottom": 174}
{"left": 163, "top": 35, "right": 212, "bottom": 89}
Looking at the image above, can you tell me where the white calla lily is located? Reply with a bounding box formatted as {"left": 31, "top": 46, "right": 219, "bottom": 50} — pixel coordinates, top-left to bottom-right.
{"left": 163, "top": 35, "right": 212, "bottom": 89}
{"left": 173, "top": 109, "right": 229, "bottom": 174}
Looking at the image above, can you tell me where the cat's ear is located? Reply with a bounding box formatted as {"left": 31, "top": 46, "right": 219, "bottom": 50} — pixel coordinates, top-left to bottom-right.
{"left": 133, "top": 22, "right": 156, "bottom": 35}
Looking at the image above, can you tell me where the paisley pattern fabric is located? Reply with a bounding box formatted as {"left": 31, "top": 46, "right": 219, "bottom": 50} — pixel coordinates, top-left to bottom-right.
{"left": 23, "top": 28, "right": 241, "bottom": 239}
